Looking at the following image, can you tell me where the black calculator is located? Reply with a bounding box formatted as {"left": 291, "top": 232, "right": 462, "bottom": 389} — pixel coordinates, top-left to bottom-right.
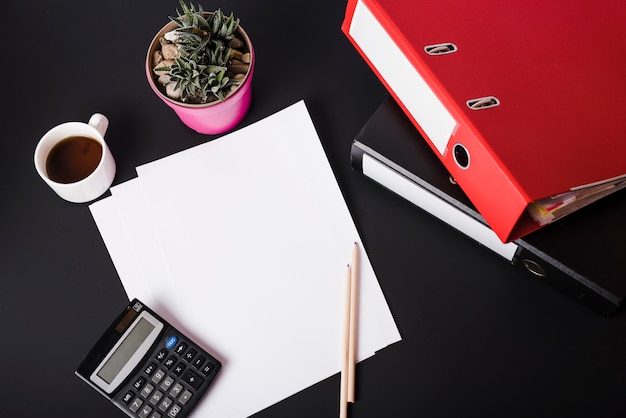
{"left": 76, "top": 299, "right": 221, "bottom": 418}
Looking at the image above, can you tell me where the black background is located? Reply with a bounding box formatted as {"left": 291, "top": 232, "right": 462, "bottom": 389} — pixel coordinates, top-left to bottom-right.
{"left": 2, "top": 0, "right": 626, "bottom": 416}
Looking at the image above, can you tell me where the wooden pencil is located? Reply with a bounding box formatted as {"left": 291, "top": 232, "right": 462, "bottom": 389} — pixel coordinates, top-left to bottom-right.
{"left": 340, "top": 264, "right": 352, "bottom": 418}
{"left": 348, "top": 242, "right": 359, "bottom": 403}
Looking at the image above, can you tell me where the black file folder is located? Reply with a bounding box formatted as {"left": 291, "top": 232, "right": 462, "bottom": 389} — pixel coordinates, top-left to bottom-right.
{"left": 351, "top": 97, "right": 626, "bottom": 316}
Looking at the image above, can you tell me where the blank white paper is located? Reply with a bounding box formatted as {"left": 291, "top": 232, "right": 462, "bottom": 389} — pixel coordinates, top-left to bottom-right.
{"left": 90, "top": 100, "right": 401, "bottom": 418}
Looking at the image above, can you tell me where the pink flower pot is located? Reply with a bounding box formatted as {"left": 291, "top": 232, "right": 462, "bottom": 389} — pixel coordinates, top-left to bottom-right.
{"left": 145, "top": 18, "right": 254, "bottom": 135}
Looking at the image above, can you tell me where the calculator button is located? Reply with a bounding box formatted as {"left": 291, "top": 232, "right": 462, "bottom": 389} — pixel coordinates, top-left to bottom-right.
{"left": 130, "top": 397, "right": 144, "bottom": 412}
{"left": 181, "top": 369, "right": 204, "bottom": 389}
{"left": 165, "top": 336, "right": 178, "bottom": 349}
{"left": 144, "top": 362, "right": 157, "bottom": 376}
{"left": 164, "top": 356, "right": 177, "bottom": 369}
{"left": 167, "top": 404, "right": 182, "bottom": 417}
{"left": 169, "top": 383, "right": 184, "bottom": 398}
{"left": 200, "top": 362, "right": 215, "bottom": 376}
{"left": 192, "top": 354, "right": 205, "bottom": 369}
{"left": 158, "top": 397, "right": 173, "bottom": 412}
{"left": 160, "top": 376, "right": 175, "bottom": 391}
{"left": 121, "top": 390, "right": 135, "bottom": 405}
{"left": 139, "top": 404, "right": 153, "bottom": 418}
{"left": 141, "top": 383, "right": 155, "bottom": 398}
{"left": 151, "top": 369, "right": 166, "bottom": 385}
{"left": 174, "top": 342, "right": 187, "bottom": 355}
{"left": 149, "top": 412, "right": 162, "bottom": 418}
{"left": 172, "top": 362, "right": 186, "bottom": 376}
{"left": 179, "top": 390, "right": 192, "bottom": 405}
{"left": 133, "top": 376, "right": 146, "bottom": 390}
{"left": 155, "top": 349, "right": 168, "bottom": 362}
{"left": 149, "top": 390, "right": 164, "bottom": 406}
{"left": 183, "top": 348, "right": 197, "bottom": 362}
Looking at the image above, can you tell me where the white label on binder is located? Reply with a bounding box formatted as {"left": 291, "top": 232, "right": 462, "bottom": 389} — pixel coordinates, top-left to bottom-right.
{"left": 350, "top": 0, "right": 458, "bottom": 155}
{"left": 362, "top": 154, "right": 519, "bottom": 261}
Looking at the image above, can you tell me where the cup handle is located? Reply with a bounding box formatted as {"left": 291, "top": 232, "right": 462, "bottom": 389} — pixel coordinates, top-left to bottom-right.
{"left": 88, "top": 113, "right": 109, "bottom": 137}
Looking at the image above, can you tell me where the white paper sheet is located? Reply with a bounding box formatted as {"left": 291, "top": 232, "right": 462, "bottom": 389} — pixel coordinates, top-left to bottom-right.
{"left": 90, "top": 101, "right": 401, "bottom": 417}
{"left": 109, "top": 180, "right": 173, "bottom": 305}
{"left": 89, "top": 197, "right": 153, "bottom": 303}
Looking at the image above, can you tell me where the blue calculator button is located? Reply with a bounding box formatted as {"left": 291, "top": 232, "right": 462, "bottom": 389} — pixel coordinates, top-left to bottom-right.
{"left": 166, "top": 336, "right": 178, "bottom": 349}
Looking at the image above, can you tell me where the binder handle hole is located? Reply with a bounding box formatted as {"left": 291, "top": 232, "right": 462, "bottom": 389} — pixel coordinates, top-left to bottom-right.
{"left": 467, "top": 96, "right": 500, "bottom": 110}
{"left": 424, "top": 43, "right": 458, "bottom": 55}
{"left": 522, "top": 259, "right": 547, "bottom": 277}
{"left": 452, "top": 144, "right": 470, "bottom": 170}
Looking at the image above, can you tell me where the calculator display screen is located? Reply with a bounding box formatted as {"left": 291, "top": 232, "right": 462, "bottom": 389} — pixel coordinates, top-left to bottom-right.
{"left": 97, "top": 317, "right": 155, "bottom": 384}
{"left": 89, "top": 310, "right": 164, "bottom": 393}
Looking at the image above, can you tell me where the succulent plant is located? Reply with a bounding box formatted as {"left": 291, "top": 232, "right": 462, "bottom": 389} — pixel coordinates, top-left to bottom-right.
{"left": 170, "top": 0, "right": 210, "bottom": 32}
{"left": 152, "top": 1, "right": 248, "bottom": 104}
{"left": 207, "top": 9, "right": 240, "bottom": 43}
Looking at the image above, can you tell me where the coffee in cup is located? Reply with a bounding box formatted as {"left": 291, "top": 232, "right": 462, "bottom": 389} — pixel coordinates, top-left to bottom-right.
{"left": 34, "top": 114, "right": 116, "bottom": 203}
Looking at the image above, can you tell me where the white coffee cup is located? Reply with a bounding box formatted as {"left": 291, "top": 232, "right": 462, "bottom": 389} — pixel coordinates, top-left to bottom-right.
{"left": 34, "top": 114, "right": 116, "bottom": 203}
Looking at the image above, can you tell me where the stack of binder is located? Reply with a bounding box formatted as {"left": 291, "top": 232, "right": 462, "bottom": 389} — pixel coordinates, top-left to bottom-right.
{"left": 342, "top": 0, "right": 626, "bottom": 243}
{"left": 351, "top": 97, "right": 626, "bottom": 316}
{"left": 342, "top": 0, "right": 626, "bottom": 315}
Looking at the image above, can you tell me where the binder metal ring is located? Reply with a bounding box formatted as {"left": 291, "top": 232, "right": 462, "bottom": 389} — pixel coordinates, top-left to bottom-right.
{"left": 424, "top": 43, "right": 458, "bottom": 55}
{"left": 466, "top": 96, "right": 500, "bottom": 110}
{"left": 522, "top": 259, "right": 548, "bottom": 277}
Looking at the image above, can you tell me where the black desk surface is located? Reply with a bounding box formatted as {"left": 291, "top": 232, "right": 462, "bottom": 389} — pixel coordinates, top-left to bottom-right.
{"left": 3, "top": 0, "right": 626, "bottom": 417}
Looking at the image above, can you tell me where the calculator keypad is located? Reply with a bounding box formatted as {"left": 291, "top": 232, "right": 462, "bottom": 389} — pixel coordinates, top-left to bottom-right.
{"left": 114, "top": 327, "right": 220, "bottom": 418}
